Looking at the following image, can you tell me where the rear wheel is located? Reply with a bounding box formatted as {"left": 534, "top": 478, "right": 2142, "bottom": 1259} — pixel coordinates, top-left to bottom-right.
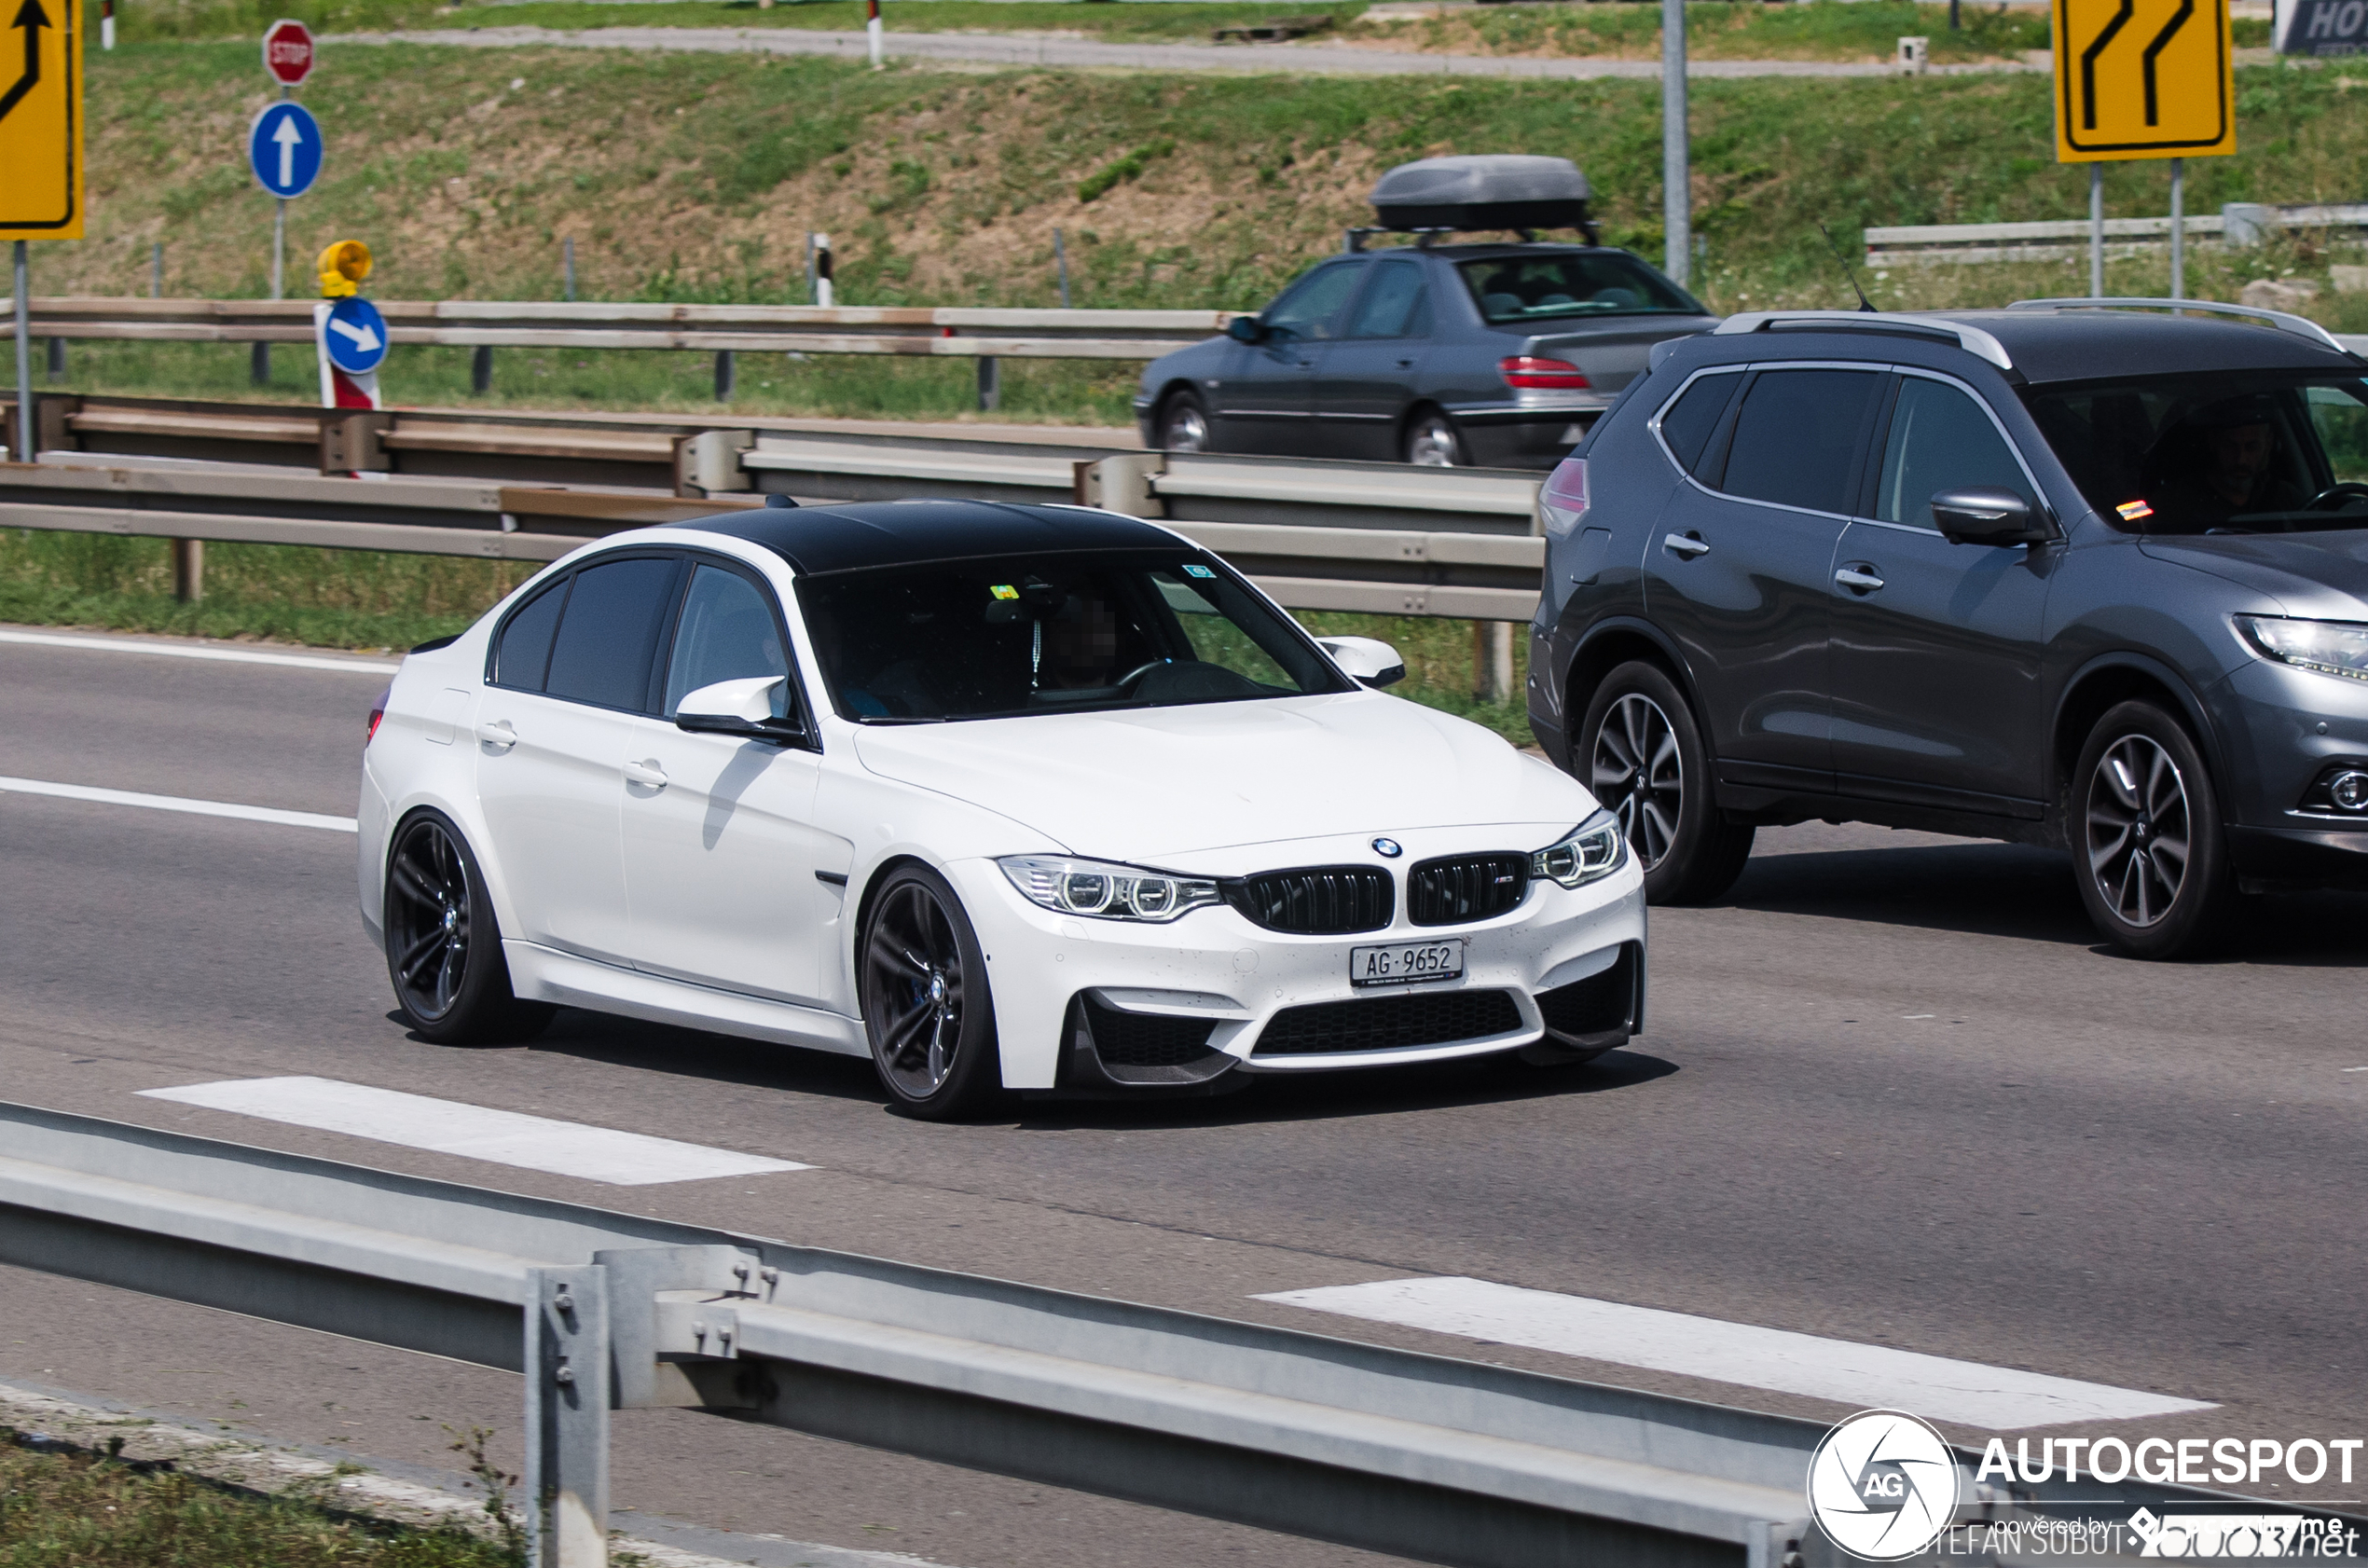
{"left": 2072, "top": 702, "right": 2232, "bottom": 958}
{"left": 1403, "top": 409, "right": 1466, "bottom": 467}
{"left": 1580, "top": 661, "right": 1755, "bottom": 905}
{"left": 383, "top": 812, "right": 554, "bottom": 1044}
{"left": 860, "top": 865, "right": 1003, "bottom": 1120}
{"left": 1157, "top": 390, "right": 1210, "bottom": 453}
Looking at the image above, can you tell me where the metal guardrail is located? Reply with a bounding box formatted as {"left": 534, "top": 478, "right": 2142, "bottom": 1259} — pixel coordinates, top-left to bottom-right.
{"left": 0, "top": 393, "right": 1549, "bottom": 622}
{"left": 1864, "top": 201, "right": 2368, "bottom": 266}
{"left": 0, "top": 297, "right": 1238, "bottom": 362}
{"left": 0, "top": 1099, "right": 1825, "bottom": 1568}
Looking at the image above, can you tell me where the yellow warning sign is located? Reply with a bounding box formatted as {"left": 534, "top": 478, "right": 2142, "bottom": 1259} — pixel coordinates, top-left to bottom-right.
{"left": 0, "top": 0, "right": 82, "bottom": 239}
{"left": 2055, "top": 0, "right": 2235, "bottom": 161}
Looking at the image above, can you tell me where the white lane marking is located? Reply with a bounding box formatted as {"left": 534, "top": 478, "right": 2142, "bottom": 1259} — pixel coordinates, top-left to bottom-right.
{"left": 0, "top": 776, "right": 358, "bottom": 833}
{"left": 2345, "top": 1066, "right": 2368, "bottom": 1073}
{"left": 140, "top": 1077, "right": 811, "bottom": 1187}
{"left": 1255, "top": 1276, "right": 2216, "bottom": 1429}
{"left": 0, "top": 628, "right": 402, "bottom": 674}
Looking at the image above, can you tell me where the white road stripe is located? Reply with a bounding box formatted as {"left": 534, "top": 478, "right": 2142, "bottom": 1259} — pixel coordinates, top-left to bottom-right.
{"left": 0, "top": 776, "right": 358, "bottom": 832}
{"left": 1256, "top": 1276, "right": 2215, "bottom": 1429}
{"left": 0, "top": 627, "right": 402, "bottom": 674}
{"left": 140, "top": 1077, "right": 811, "bottom": 1187}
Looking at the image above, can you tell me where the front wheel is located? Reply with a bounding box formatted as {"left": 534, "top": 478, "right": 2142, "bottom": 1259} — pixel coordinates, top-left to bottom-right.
{"left": 1579, "top": 661, "right": 1755, "bottom": 905}
{"left": 383, "top": 812, "right": 554, "bottom": 1045}
{"left": 2072, "top": 702, "right": 2233, "bottom": 958}
{"left": 860, "top": 865, "right": 1003, "bottom": 1120}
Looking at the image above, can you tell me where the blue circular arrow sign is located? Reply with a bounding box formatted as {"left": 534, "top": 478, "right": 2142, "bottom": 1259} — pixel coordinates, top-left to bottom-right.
{"left": 323, "top": 296, "right": 389, "bottom": 375}
{"left": 247, "top": 101, "right": 323, "bottom": 199}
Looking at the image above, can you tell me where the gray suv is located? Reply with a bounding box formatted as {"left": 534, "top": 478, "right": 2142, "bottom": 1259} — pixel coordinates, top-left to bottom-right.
{"left": 1528, "top": 300, "right": 2368, "bottom": 957}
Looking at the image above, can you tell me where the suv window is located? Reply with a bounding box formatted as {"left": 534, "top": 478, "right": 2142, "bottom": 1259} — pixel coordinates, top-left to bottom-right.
{"left": 1659, "top": 370, "right": 1742, "bottom": 477}
{"left": 1262, "top": 264, "right": 1365, "bottom": 341}
{"left": 1875, "top": 378, "right": 2030, "bottom": 527}
{"left": 663, "top": 564, "right": 792, "bottom": 720}
{"left": 1347, "top": 261, "right": 1430, "bottom": 340}
{"left": 1720, "top": 368, "right": 1884, "bottom": 515}
{"left": 544, "top": 555, "right": 681, "bottom": 711}
{"left": 491, "top": 576, "right": 568, "bottom": 693}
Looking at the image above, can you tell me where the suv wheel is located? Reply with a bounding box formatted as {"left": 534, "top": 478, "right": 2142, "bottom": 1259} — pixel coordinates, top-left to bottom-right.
{"left": 2072, "top": 701, "right": 2233, "bottom": 958}
{"left": 1158, "top": 390, "right": 1209, "bottom": 453}
{"left": 1403, "top": 410, "right": 1466, "bottom": 467}
{"left": 1580, "top": 661, "right": 1755, "bottom": 904}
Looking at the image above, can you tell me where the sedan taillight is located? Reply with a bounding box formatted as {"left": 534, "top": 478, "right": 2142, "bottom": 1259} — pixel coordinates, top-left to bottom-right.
{"left": 1499, "top": 355, "right": 1590, "bottom": 391}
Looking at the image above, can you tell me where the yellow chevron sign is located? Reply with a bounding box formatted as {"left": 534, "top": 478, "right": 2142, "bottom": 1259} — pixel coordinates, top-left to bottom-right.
{"left": 0, "top": 0, "right": 83, "bottom": 239}
{"left": 2054, "top": 0, "right": 2235, "bottom": 161}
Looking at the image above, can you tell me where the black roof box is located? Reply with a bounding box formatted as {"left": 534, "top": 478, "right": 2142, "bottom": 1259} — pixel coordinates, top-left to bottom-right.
{"left": 1370, "top": 155, "right": 1593, "bottom": 235}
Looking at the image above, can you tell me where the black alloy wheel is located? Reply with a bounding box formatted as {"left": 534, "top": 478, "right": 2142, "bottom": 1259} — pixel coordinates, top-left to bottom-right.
{"left": 860, "top": 865, "right": 1001, "bottom": 1119}
{"left": 2072, "top": 701, "right": 2233, "bottom": 958}
{"left": 383, "top": 812, "right": 553, "bottom": 1044}
{"left": 1579, "top": 660, "right": 1754, "bottom": 905}
{"left": 1158, "top": 391, "right": 1210, "bottom": 454}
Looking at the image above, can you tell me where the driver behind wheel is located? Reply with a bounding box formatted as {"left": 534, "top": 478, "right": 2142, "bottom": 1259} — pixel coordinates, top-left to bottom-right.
{"left": 2154, "top": 395, "right": 2308, "bottom": 528}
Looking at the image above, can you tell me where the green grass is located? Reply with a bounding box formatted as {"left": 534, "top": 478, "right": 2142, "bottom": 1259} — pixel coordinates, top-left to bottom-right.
{"left": 0, "top": 1441, "right": 519, "bottom": 1568}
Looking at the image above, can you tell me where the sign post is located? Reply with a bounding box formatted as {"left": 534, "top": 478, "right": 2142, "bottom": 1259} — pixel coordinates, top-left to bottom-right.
{"left": 2053, "top": 0, "right": 2234, "bottom": 300}
{"left": 251, "top": 20, "right": 318, "bottom": 384}
{"left": 1, "top": 0, "right": 82, "bottom": 461}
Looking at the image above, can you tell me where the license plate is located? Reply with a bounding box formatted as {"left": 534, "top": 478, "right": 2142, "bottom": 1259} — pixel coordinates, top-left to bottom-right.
{"left": 1350, "top": 941, "right": 1465, "bottom": 987}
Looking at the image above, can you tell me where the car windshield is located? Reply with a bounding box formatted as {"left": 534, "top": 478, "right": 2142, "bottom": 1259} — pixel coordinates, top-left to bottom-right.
{"left": 2025, "top": 371, "right": 2368, "bottom": 534}
{"left": 794, "top": 548, "right": 1353, "bottom": 722}
{"left": 1455, "top": 253, "right": 1701, "bottom": 324}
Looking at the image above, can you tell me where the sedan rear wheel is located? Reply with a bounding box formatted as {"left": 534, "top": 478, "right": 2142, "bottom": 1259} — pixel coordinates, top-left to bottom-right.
{"left": 860, "top": 865, "right": 1002, "bottom": 1120}
{"left": 2073, "top": 701, "right": 2232, "bottom": 958}
{"left": 1157, "top": 390, "right": 1210, "bottom": 454}
{"left": 383, "top": 812, "right": 554, "bottom": 1044}
{"left": 1403, "top": 409, "right": 1466, "bottom": 467}
{"left": 1580, "top": 661, "right": 1754, "bottom": 905}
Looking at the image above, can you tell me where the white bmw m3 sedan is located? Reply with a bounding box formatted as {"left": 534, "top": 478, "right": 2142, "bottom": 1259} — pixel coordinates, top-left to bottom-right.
{"left": 358, "top": 499, "right": 1645, "bottom": 1118}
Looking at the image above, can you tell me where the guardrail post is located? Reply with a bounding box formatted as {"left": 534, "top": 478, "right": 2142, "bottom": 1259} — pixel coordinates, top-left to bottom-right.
{"left": 172, "top": 540, "right": 204, "bottom": 603}
{"left": 45, "top": 337, "right": 64, "bottom": 380}
{"left": 977, "top": 355, "right": 999, "bottom": 413}
{"left": 472, "top": 345, "right": 495, "bottom": 395}
{"left": 1074, "top": 452, "right": 1165, "bottom": 517}
{"left": 713, "top": 351, "right": 736, "bottom": 402}
{"left": 321, "top": 412, "right": 393, "bottom": 475}
{"left": 674, "top": 429, "right": 753, "bottom": 498}
{"left": 524, "top": 1264, "right": 611, "bottom": 1568}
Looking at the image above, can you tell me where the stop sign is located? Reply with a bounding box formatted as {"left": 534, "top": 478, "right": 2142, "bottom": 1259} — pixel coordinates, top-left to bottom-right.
{"left": 262, "top": 19, "right": 315, "bottom": 87}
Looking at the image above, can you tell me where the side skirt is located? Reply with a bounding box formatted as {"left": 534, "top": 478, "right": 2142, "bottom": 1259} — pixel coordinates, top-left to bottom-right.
{"left": 504, "top": 942, "right": 869, "bottom": 1057}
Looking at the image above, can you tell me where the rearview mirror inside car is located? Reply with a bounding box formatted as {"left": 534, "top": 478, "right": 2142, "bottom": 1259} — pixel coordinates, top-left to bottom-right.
{"left": 1317, "top": 636, "right": 1407, "bottom": 689}
{"left": 675, "top": 676, "right": 805, "bottom": 742}
{"left": 1931, "top": 488, "right": 2047, "bottom": 546}
{"left": 1225, "top": 315, "right": 1268, "bottom": 345}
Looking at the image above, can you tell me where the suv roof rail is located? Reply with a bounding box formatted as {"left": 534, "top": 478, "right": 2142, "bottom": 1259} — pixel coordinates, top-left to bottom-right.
{"left": 1709, "top": 309, "right": 2014, "bottom": 370}
{"left": 2006, "top": 296, "right": 2354, "bottom": 355}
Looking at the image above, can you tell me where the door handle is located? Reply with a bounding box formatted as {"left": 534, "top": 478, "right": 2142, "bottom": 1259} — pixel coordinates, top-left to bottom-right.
{"left": 1835, "top": 566, "right": 1887, "bottom": 594}
{"left": 474, "top": 720, "right": 516, "bottom": 750}
{"left": 1662, "top": 532, "right": 1711, "bottom": 559}
{"left": 1396, "top": 358, "right": 1415, "bottom": 367}
{"left": 623, "top": 760, "right": 668, "bottom": 791}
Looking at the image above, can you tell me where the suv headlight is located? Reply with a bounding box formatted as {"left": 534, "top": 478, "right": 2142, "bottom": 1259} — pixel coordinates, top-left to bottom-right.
{"left": 1531, "top": 809, "right": 1626, "bottom": 888}
{"left": 2237, "top": 614, "right": 2368, "bottom": 682}
{"left": 998, "top": 855, "right": 1220, "bottom": 922}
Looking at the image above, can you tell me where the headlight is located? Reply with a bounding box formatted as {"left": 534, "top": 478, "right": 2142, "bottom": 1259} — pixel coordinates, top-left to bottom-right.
{"left": 1530, "top": 809, "right": 1626, "bottom": 888}
{"left": 998, "top": 855, "right": 1220, "bottom": 923}
{"left": 2237, "top": 614, "right": 2368, "bottom": 682}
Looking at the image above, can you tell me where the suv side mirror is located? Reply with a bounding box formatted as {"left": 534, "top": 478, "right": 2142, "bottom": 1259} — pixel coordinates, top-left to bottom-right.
{"left": 1225, "top": 315, "right": 1267, "bottom": 345}
{"left": 1931, "top": 488, "right": 2048, "bottom": 546}
{"left": 1317, "top": 636, "right": 1406, "bottom": 689}
{"left": 675, "top": 676, "right": 805, "bottom": 743}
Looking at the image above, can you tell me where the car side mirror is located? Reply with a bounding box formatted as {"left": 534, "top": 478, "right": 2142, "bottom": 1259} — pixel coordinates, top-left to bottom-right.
{"left": 1225, "top": 315, "right": 1267, "bottom": 345}
{"left": 1317, "top": 636, "right": 1407, "bottom": 689}
{"left": 675, "top": 676, "right": 805, "bottom": 743}
{"left": 1931, "top": 488, "right": 2048, "bottom": 546}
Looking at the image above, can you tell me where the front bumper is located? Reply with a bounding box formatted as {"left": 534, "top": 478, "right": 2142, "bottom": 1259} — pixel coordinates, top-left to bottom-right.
{"left": 2215, "top": 659, "right": 2368, "bottom": 887}
{"left": 946, "top": 833, "right": 1647, "bottom": 1092}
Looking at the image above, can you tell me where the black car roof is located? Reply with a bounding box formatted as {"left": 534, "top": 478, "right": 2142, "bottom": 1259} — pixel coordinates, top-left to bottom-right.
{"left": 1936, "top": 309, "right": 2361, "bottom": 383}
{"left": 668, "top": 499, "right": 1182, "bottom": 575}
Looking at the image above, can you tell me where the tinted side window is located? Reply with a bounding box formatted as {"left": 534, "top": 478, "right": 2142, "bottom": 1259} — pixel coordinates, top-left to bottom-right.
{"left": 1347, "top": 262, "right": 1429, "bottom": 339}
{"left": 1720, "top": 369, "right": 1884, "bottom": 514}
{"left": 663, "top": 565, "right": 792, "bottom": 719}
{"left": 1658, "top": 371, "right": 1742, "bottom": 477}
{"left": 1263, "top": 264, "right": 1366, "bottom": 341}
{"left": 544, "top": 556, "right": 681, "bottom": 711}
{"left": 491, "top": 577, "right": 568, "bottom": 693}
{"left": 1876, "top": 379, "right": 2030, "bottom": 527}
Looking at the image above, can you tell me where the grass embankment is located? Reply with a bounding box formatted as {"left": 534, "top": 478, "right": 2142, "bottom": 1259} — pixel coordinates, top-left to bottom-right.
{"left": 0, "top": 1440, "right": 517, "bottom": 1568}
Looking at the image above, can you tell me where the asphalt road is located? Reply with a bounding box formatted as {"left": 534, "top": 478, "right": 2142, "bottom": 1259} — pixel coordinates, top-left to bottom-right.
{"left": 4, "top": 626, "right": 2365, "bottom": 1565}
